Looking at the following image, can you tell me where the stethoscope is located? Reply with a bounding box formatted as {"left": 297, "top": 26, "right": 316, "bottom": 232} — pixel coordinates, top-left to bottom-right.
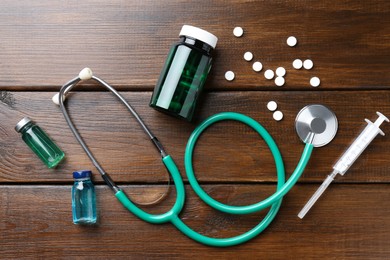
{"left": 54, "top": 68, "right": 338, "bottom": 247}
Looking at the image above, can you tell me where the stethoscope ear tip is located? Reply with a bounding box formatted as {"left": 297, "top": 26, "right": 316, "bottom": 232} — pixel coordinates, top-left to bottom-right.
{"left": 79, "top": 67, "right": 93, "bottom": 80}
{"left": 52, "top": 93, "right": 61, "bottom": 106}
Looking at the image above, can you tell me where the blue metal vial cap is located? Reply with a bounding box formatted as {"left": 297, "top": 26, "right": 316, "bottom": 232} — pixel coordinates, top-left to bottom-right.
{"left": 73, "top": 170, "right": 92, "bottom": 179}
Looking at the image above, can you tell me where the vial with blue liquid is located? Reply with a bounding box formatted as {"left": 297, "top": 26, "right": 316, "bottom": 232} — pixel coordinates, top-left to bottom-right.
{"left": 72, "top": 170, "right": 97, "bottom": 224}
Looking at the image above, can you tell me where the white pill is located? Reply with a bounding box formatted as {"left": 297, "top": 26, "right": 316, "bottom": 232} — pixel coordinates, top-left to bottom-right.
{"left": 267, "top": 101, "right": 278, "bottom": 112}
{"left": 252, "top": 61, "right": 263, "bottom": 72}
{"left": 287, "top": 36, "right": 297, "bottom": 47}
{"left": 275, "top": 67, "right": 286, "bottom": 77}
{"left": 274, "top": 76, "right": 285, "bottom": 87}
{"left": 233, "top": 27, "right": 244, "bottom": 37}
{"left": 310, "top": 77, "right": 320, "bottom": 87}
{"left": 292, "top": 59, "right": 303, "bottom": 69}
{"left": 264, "top": 69, "right": 274, "bottom": 80}
{"left": 303, "top": 59, "right": 314, "bottom": 70}
{"left": 244, "top": 51, "right": 253, "bottom": 61}
{"left": 225, "top": 71, "right": 235, "bottom": 81}
{"left": 273, "top": 111, "right": 284, "bottom": 121}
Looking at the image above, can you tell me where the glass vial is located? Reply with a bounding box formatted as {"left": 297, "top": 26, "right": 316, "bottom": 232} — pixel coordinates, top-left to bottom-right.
{"left": 72, "top": 170, "right": 97, "bottom": 224}
{"left": 150, "top": 25, "right": 218, "bottom": 121}
{"left": 15, "top": 117, "right": 65, "bottom": 168}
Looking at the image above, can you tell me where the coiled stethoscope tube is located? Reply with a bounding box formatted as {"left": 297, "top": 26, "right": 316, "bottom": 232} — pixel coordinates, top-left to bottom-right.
{"left": 56, "top": 68, "right": 319, "bottom": 247}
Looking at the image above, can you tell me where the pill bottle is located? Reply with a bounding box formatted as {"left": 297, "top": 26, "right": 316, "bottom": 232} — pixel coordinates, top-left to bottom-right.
{"left": 72, "top": 170, "right": 97, "bottom": 224}
{"left": 150, "top": 25, "right": 218, "bottom": 121}
{"left": 15, "top": 117, "right": 65, "bottom": 168}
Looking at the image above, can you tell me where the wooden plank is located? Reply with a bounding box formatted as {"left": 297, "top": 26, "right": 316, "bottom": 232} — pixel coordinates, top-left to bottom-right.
{"left": 0, "top": 0, "right": 389, "bottom": 90}
{"left": 0, "top": 184, "right": 389, "bottom": 258}
{"left": 1, "top": 91, "right": 389, "bottom": 183}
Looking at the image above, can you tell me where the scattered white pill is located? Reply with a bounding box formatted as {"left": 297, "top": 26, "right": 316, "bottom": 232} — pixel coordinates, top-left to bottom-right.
{"left": 264, "top": 69, "right": 274, "bottom": 80}
{"left": 287, "top": 36, "right": 297, "bottom": 47}
{"left": 267, "top": 101, "right": 278, "bottom": 112}
{"left": 274, "top": 76, "right": 285, "bottom": 87}
{"left": 233, "top": 27, "right": 244, "bottom": 37}
{"left": 303, "top": 59, "right": 314, "bottom": 70}
{"left": 275, "top": 67, "right": 286, "bottom": 77}
{"left": 310, "top": 76, "right": 321, "bottom": 87}
{"left": 252, "top": 61, "right": 263, "bottom": 72}
{"left": 225, "top": 71, "right": 235, "bottom": 81}
{"left": 273, "top": 111, "right": 284, "bottom": 121}
{"left": 244, "top": 51, "right": 253, "bottom": 61}
{"left": 292, "top": 59, "right": 303, "bottom": 69}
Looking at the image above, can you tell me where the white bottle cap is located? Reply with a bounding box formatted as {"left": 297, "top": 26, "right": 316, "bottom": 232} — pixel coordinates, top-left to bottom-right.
{"left": 180, "top": 25, "right": 218, "bottom": 49}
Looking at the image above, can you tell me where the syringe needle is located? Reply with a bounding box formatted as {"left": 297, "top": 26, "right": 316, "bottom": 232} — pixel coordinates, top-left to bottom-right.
{"left": 298, "top": 170, "right": 338, "bottom": 219}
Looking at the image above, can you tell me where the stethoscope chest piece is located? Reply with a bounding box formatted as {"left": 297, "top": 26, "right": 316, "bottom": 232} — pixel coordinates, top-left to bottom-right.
{"left": 295, "top": 104, "right": 338, "bottom": 147}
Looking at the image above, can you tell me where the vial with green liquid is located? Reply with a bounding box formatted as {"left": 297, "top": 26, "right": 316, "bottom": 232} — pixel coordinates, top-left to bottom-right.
{"left": 150, "top": 25, "right": 218, "bottom": 121}
{"left": 15, "top": 117, "right": 65, "bottom": 168}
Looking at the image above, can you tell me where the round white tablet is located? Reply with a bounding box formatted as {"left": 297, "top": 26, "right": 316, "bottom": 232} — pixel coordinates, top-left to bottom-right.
{"left": 233, "top": 27, "right": 244, "bottom": 37}
{"left": 287, "top": 36, "right": 297, "bottom": 47}
{"left": 275, "top": 67, "right": 286, "bottom": 77}
{"left": 273, "top": 111, "right": 284, "bottom": 121}
{"left": 244, "top": 51, "right": 253, "bottom": 61}
{"left": 252, "top": 61, "right": 263, "bottom": 72}
{"left": 310, "top": 76, "right": 320, "bottom": 87}
{"left": 274, "top": 76, "right": 285, "bottom": 87}
{"left": 225, "top": 71, "right": 235, "bottom": 81}
{"left": 267, "top": 101, "right": 278, "bottom": 112}
{"left": 293, "top": 59, "right": 303, "bottom": 69}
{"left": 264, "top": 69, "right": 274, "bottom": 80}
{"left": 303, "top": 59, "right": 314, "bottom": 70}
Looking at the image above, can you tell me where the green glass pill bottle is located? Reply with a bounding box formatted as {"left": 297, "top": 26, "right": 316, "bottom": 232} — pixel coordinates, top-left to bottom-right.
{"left": 150, "top": 25, "right": 218, "bottom": 121}
{"left": 15, "top": 117, "right": 65, "bottom": 168}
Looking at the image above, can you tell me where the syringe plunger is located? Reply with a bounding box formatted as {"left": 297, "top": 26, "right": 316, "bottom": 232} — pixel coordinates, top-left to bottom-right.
{"left": 298, "top": 112, "right": 388, "bottom": 218}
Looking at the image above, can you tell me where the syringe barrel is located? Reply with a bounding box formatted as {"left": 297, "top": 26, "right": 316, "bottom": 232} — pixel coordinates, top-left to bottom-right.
{"left": 333, "top": 121, "right": 379, "bottom": 175}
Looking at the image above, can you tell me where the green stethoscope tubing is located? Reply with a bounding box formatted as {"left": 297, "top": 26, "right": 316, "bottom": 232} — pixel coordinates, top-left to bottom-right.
{"left": 58, "top": 75, "right": 313, "bottom": 247}
{"left": 116, "top": 112, "right": 313, "bottom": 247}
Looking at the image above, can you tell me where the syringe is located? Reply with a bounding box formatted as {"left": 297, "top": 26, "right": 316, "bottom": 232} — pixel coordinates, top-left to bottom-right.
{"left": 298, "top": 112, "right": 389, "bottom": 219}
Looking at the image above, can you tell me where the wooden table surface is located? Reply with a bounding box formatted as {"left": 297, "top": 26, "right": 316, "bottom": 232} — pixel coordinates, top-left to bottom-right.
{"left": 1, "top": 1, "right": 389, "bottom": 259}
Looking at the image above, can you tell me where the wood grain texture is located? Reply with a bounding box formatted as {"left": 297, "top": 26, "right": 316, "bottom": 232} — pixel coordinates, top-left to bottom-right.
{"left": 1, "top": 184, "right": 389, "bottom": 259}
{"left": 0, "top": 91, "right": 389, "bottom": 183}
{"left": 1, "top": 0, "right": 389, "bottom": 258}
{"left": 0, "top": 0, "right": 389, "bottom": 90}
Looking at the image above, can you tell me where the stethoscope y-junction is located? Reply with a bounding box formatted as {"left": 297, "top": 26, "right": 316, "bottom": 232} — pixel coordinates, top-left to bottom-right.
{"left": 54, "top": 68, "right": 338, "bottom": 247}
